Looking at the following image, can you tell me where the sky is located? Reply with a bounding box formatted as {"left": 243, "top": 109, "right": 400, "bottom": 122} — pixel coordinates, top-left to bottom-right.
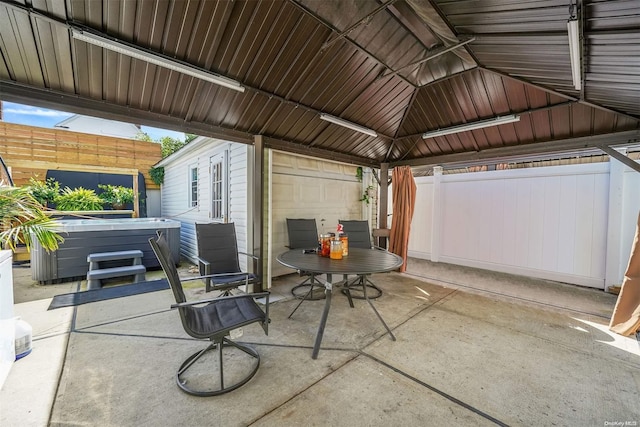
{"left": 1, "top": 101, "right": 186, "bottom": 141}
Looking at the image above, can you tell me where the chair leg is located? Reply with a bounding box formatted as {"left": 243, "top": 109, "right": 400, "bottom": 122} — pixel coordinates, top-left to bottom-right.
{"left": 288, "top": 283, "right": 316, "bottom": 319}
{"left": 288, "top": 276, "right": 330, "bottom": 319}
{"left": 341, "top": 275, "right": 383, "bottom": 299}
{"left": 291, "top": 275, "right": 326, "bottom": 300}
{"left": 176, "top": 338, "right": 260, "bottom": 396}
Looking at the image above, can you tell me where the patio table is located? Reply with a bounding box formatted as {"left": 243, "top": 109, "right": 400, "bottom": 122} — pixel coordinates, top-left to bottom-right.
{"left": 277, "top": 247, "right": 403, "bottom": 359}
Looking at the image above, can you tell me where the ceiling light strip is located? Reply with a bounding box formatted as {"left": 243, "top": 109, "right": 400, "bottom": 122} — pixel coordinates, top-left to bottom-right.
{"left": 567, "top": 19, "right": 581, "bottom": 91}
{"left": 319, "top": 113, "right": 377, "bottom": 137}
{"left": 70, "top": 29, "right": 245, "bottom": 93}
{"left": 422, "top": 115, "right": 520, "bottom": 139}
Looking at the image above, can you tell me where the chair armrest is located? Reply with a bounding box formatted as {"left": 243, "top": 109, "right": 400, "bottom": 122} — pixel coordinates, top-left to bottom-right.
{"left": 181, "top": 272, "right": 252, "bottom": 282}
{"left": 195, "top": 253, "right": 259, "bottom": 264}
{"left": 192, "top": 255, "right": 258, "bottom": 292}
{"left": 238, "top": 251, "right": 259, "bottom": 261}
{"left": 195, "top": 256, "right": 211, "bottom": 270}
{"left": 238, "top": 252, "right": 261, "bottom": 283}
{"left": 170, "top": 292, "right": 270, "bottom": 309}
{"left": 195, "top": 256, "right": 211, "bottom": 288}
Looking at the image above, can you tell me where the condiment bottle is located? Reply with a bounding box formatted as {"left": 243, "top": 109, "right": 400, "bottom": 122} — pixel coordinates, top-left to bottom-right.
{"left": 339, "top": 232, "right": 348, "bottom": 256}
{"left": 330, "top": 239, "right": 343, "bottom": 260}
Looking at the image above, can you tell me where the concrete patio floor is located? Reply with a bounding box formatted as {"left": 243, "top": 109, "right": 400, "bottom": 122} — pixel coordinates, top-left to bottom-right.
{"left": 1, "top": 258, "right": 639, "bottom": 426}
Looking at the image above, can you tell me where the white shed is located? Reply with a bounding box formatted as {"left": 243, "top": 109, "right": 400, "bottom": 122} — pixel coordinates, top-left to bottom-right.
{"left": 156, "top": 138, "right": 375, "bottom": 287}
{"left": 156, "top": 137, "right": 253, "bottom": 266}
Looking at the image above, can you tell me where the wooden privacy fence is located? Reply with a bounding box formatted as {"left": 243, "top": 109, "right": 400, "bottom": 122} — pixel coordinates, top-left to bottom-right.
{"left": 0, "top": 122, "right": 161, "bottom": 189}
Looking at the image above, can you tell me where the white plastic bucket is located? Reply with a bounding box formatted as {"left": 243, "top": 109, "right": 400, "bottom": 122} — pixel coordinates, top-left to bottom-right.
{"left": 14, "top": 317, "right": 32, "bottom": 360}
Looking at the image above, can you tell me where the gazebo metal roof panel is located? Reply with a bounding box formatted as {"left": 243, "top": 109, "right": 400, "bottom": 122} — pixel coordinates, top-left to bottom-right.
{"left": 0, "top": 0, "right": 638, "bottom": 167}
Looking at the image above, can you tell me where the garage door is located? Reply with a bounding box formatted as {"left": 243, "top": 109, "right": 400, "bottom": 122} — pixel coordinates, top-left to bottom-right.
{"left": 268, "top": 151, "right": 367, "bottom": 279}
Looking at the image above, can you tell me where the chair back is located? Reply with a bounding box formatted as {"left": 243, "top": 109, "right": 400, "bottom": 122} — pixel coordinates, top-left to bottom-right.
{"left": 339, "top": 220, "right": 372, "bottom": 249}
{"left": 149, "top": 232, "right": 187, "bottom": 305}
{"left": 286, "top": 218, "right": 318, "bottom": 249}
{"left": 195, "top": 223, "right": 241, "bottom": 274}
{"left": 150, "top": 231, "right": 268, "bottom": 344}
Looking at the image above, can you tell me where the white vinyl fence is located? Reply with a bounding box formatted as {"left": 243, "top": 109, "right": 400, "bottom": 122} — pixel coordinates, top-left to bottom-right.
{"left": 408, "top": 158, "right": 640, "bottom": 289}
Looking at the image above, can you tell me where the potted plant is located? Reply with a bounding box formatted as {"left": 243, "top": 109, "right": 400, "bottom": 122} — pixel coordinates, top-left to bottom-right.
{"left": 0, "top": 185, "right": 63, "bottom": 252}
{"left": 97, "top": 184, "right": 135, "bottom": 210}
{"left": 54, "top": 187, "right": 104, "bottom": 211}
{"left": 26, "top": 177, "right": 60, "bottom": 207}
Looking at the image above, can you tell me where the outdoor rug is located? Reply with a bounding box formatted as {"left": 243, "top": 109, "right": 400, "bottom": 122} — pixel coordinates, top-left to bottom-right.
{"left": 48, "top": 279, "right": 169, "bottom": 310}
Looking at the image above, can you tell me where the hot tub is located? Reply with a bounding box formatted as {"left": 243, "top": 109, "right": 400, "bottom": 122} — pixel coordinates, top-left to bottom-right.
{"left": 31, "top": 218, "right": 181, "bottom": 284}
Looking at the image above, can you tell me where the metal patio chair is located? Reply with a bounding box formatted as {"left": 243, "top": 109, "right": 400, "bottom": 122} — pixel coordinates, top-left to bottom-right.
{"left": 339, "top": 219, "right": 383, "bottom": 299}
{"left": 149, "top": 231, "right": 270, "bottom": 396}
{"left": 195, "top": 222, "right": 260, "bottom": 294}
{"left": 286, "top": 218, "right": 325, "bottom": 301}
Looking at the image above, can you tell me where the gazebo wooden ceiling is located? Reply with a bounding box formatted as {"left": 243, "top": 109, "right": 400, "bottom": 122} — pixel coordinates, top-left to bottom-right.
{"left": 1, "top": 0, "right": 639, "bottom": 169}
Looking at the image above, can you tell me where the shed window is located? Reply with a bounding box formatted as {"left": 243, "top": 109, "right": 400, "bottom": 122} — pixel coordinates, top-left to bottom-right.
{"left": 210, "top": 151, "right": 228, "bottom": 221}
{"left": 189, "top": 165, "right": 198, "bottom": 207}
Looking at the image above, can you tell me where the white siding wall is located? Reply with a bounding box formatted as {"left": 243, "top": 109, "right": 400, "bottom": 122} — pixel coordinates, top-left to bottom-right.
{"left": 408, "top": 160, "right": 640, "bottom": 289}
{"left": 161, "top": 140, "right": 249, "bottom": 266}
{"left": 228, "top": 144, "right": 250, "bottom": 253}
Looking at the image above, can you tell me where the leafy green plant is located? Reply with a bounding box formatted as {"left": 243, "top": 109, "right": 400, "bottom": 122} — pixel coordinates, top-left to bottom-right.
{"left": 360, "top": 185, "right": 375, "bottom": 205}
{"left": 149, "top": 166, "right": 164, "bottom": 185}
{"left": 135, "top": 132, "right": 153, "bottom": 142}
{"left": 356, "top": 166, "right": 363, "bottom": 182}
{"left": 54, "top": 187, "right": 104, "bottom": 211}
{"left": 0, "top": 185, "right": 64, "bottom": 251}
{"left": 98, "top": 184, "right": 135, "bottom": 208}
{"left": 158, "top": 136, "right": 187, "bottom": 158}
{"left": 27, "top": 177, "right": 60, "bottom": 206}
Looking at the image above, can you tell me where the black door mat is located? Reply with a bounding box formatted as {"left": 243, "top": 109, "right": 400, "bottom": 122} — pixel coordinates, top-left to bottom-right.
{"left": 48, "top": 279, "right": 169, "bottom": 310}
